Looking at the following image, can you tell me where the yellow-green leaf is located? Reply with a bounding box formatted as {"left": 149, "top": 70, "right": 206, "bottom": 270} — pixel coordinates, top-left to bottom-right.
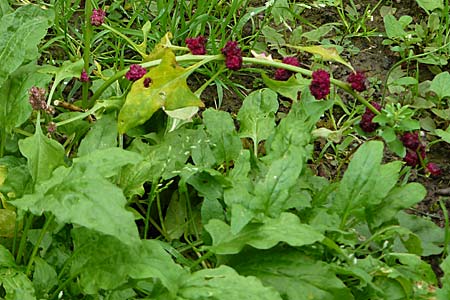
{"left": 118, "top": 49, "right": 204, "bottom": 133}
{"left": 287, "top": 45, "right": 354, "bottom": 71}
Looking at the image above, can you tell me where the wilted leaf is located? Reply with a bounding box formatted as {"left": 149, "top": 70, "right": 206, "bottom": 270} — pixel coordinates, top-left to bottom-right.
{"left": 118, "top": 49, "right": 204, "bottom": 133}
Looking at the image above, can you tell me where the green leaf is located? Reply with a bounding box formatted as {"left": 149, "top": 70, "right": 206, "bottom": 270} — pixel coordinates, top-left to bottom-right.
{"left": 430, "top": 71, "right": 450, "bottom": 100}
{"left": 0, "top": 5, "right": 54, "bottom": 88}
{"left": 12, "top": 162, "right": 140, "bottom": 245}
{"left": 384, "top": 14, "right": 408, "bottom": 39}
{"left": 205, "top": 212, "right": 324, "bottom": 255}
{"left": 0, "top": 208, "right": 16, "bottom": 238}
{"left": 415, "top": 0, "right": 443, "bottom": 12}
{"left": 177, "top": 265, "right": 282, "bottom": 300}
{"left": 71, "top": 228, "right": 184, "bottom": 295}
{"left": 436, "top": 126, "right": 450, "bottom": 143}
{"left": 39, "top": 59, "right": 84, "bottom": 88}
{"left": 437, "top": 255, "right": 450, "bottom": 299}
{"left": 0, "top": 244, "right": 15, "bottom": 268}
{"left": 73, "top": 147, "right": 142, "bottom": 178}
{"left": 0, "top": 268, "right": 36, "bottom": 300}
{"left": 368, "top": 183, "right": 426, "bottom": 229}
{"left": 118, "top": 49, "right": 204, "bottom": 133}
{"left": 262, "top": 73, "right": 309, "bottom": 101}
{"left": 203, "top": 109, "right": 242, "bottom": 165}
{"left": 228, "top": 247, "right": 354, "bottom": 300}
{"left": 32, "top": 257, "right": 57, "bottom": 297}
{"left": 0, "top": 63, "right": 52, "bottom": 134}
{"left": 288, "top": 45, "right": 354, "bottom": 71}
{"left": 18, "top": 125, "right": 66, "bottom": 184}
{"left": 77, "top": 114, "right": 118, "bottom": 156}
{"left": 237, "top": 88, "right": 278, "bottom": 151}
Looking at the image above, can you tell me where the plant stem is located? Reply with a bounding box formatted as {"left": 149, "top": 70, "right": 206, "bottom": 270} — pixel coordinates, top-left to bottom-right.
{"left": 439, "top": 199, "right": 449, "bottom": 258}
{"left": 143, "top": 182, "right": 158, "bottom": 239}
{"left": 82, "top": 0, "right": 93, "bottom": 108}
{"left": 16, "top": 213, "right": 34, "bottom": 264}
{"left": 26, "top": 214, "right": 54, "bottom": 276}
{"left": 50, "top": 274, "right": 78, "bottom": 300}
{"left": 101, "top": 23, "right": 146, "bottom": 57}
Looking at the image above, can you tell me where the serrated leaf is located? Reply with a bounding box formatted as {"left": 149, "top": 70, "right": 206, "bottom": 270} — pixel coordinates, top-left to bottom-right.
{"left": 11, "top": 162, "right": 140, "bottom": 245}
{"left": 228, "top": 247, "right": 354, "bottom": 300}
{"left": 203, "top": 109, "right": 242, "bottom": 165}
{"left": 287, "top": 45, "right": 354, "bottom": 71}
{"left": 430, "top": 71, "right": 450, "bottom": 100}
{"left": 205, "top": 212, "right": 324, "bottom": 255}
{"left": 237, "top": 89, "right": 278, "bottom": 150}
{"left": 0, "top": 5, "right": 54, "bottom": 88}
{"left": 118, "top": 49, "right": 204, "bottom": 133}
{"left": 18, "top": 125, "right": 66, "bottom": 184}
{"left": 71, "top": 228, "right": 184, "bottom": 295}
{"left": 77, "top": 114, "right": 118, "bottom": 156}
{"left": 0, "top": 63, "right": 52, "bottom": 134}
{"left": 177, "top": 265, "right": 282, "bottom": 300}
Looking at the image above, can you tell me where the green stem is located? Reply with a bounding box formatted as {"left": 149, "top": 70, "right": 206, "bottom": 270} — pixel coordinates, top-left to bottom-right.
{"left": 90, "top": 54, "right": 379, "bottom": 114}
{"left": 16, "top": 213, "right": 34, "bottom": 264}
{"left": 321, "top": 237, "right": 352, "bottom": 264}
{"left": 189, "top": 250, "right": 214, "bottom": 271}
{"left": 26, "top": 214, "right": 54, "bottom": 276}
{"left": 143, "top": 182, "right": 158, "bottom": 239}
{"left": 82, "top": 0, "right": 93, "bottom": 108}
{"left": 354, "top": 225, "right": 402, "bottom": 253}
{"left": 0, "top": 129, "right": 5, "bottom": 158}
{"left": 439, "top": 199, "right": 449, "bottom": 258}
{"left": 54, "top": 102, "right": 106, "bottom": 127}
{"left": 49, "top": 274, "right": 78, "bottom": 300}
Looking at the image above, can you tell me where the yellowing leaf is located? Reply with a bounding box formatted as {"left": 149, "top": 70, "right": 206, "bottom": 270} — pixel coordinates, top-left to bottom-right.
{"left": 287, "top": 45, "right": 354, "bottom": 71}
{"left": 118, "top": 49, "right": 204, "bottom": 133}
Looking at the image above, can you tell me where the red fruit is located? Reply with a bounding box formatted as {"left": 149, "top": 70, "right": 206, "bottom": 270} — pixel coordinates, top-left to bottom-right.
{"left": 274, "top": 57, "right": 300, "bottom": 81}
{"left": 404, "top": 150, "right": 419, "bottom": 166}
{"left": 426, "top": 162, "right": 441, "bottom": 176}
{"left": 347, "top": 71, "right": 367, "bottom": 92}
{"left": 80, "top": 69, "right": 89, "bottom": 82}
{"left": 400, "top": 132, "right": 420, "bottom": 150}
{"left": 185, "top": 36, "right": 207, "bottom": 55}
{"left": 359, "top": 102, "right": 382, "bottom": 133}
{"left": 309, "top": 69, "right": 330, "bottom": 100}
{"left": 221, "top": 41, "right": 243, "bottom": 70}
{"left": 125, "top": 64, "right": 147, "bottom": 81}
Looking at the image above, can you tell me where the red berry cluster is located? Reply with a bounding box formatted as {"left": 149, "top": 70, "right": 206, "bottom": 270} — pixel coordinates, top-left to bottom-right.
{"left": 347, "top": 71, "right": 367, "bottom": 92}
{"left": 221, "top": 41, "right": 243, "bottom": 70}
{"left": 274, "top": 57, "right": 300, "bottom": 81}
{"left": 309, "top": 69, "right": 330, "bottom": 100}
{"left": 400, "top": 132, "right": 440, "bottom": 176}
{"left": 360, "top": 102, "right": 381, "bottom": 133}
{"left": 125, "top": 64, "right": 147, "bottom": 81}
{"left": 91, "top": 8, "right": 106, "bottom": 27}
{"left": 185, "top": 36, "right": 207, "bottom": 55}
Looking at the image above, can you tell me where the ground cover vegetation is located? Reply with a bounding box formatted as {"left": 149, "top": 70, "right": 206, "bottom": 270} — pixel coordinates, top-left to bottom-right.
{"left": 1, "top": 0, "right": 450, "bottom": 298}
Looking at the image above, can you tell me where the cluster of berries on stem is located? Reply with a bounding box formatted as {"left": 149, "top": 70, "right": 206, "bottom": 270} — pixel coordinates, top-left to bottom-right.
{"left": 309, "top": 69, "right": 330, "bottom": 100}
{"left": 29, "top": 87, "right": 55, "bottom": 115}
{"left": 91, "top": 8, "right": 106, "bottom": 27}
{"left": 185, "top": 36, "right": 207, "bottom": 55}
{"left": 400, "top": 131, "right": 440, "bottom": 176}
{"left": 274, "top": 57, "right": 300, "bottom": 81}
{"left": 126, "top": 64, "right": 147, "bottom": 81}
{"left": 360, "top": 102, "right": 381, "bottom": 133}
{"left": 221, "top": 41, "right": 243, "bottom": 71}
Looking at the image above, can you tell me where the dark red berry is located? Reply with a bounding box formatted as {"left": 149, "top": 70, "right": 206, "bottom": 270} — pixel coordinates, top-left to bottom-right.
{"left": 426, "top": 162, "right": 441, "bottom": 176}
{"left": 29, "top": 86, "right": 47, "bottom": 111}
{"left": 274, "top": 57, "right": 300, "bottom": 81}
{"left": 347, "top": 71, "right": 367, "bottom": 92}
{"left": 309, "top": 69, "right": 330, "bottom": 100}
{"left": 359, "top": 102, "right": 381, "bottom": 133}
{"left": 185, "top": 36, "right": 207, "bottom": 55}
{"left": 143, "top": 77, "right": 152, "bottom": 88}
{"left": 91, "top": 8, "right": 106, "bottom": 26}
{"left": 125, "top": 65, "right": 147, "bottom": 81}
{"left": 404, "top": 150, "right": 419, "bottom": 166}
{"left": 400, "top": 132, "right": 420, "bottom": 150}
{"left": 221, "top": 41, "right": 243, "bottom": 70}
